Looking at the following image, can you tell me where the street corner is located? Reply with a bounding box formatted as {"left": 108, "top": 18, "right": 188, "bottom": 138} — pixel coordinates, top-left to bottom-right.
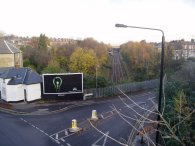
{"left": 0, "top": 100, "right": 13, "bottom": 109}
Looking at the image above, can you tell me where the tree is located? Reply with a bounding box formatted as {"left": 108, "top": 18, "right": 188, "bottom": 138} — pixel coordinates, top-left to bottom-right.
{"left": 22, "top": 36, "right": 110, "bottom": 76}
{"left": 101, "top": 79, "right": 194, "bottom": 146}
{"left": 38, "top": 34, "right": 48, "bottom": 50}
{"left": 78, "top": 38, "right": 110, "bottom": 73}
{"left": 42, "top": 60, "right": 61, "bottom": 73}
{"left": 57, "top": 57, "right": 69, "bottom": 71}
{"left": 48, "top": 47, "right": 69, "bottom": 72}
{"left": 162, "top": 82, "right": 195, "bottom": 146}
{"left": 69, "top": 48, "right": 96, "bottom": 75}
{"left": 28, "top": 37, "right": 39, "bottom": 49}
{"left": 22, "top": 34, "right": 51, "bottom": 73}
{"left": 22, "top": 42, "right": 50, "bottom": 73}
{"left": 120, "top": 41, "right": 160, "bottom": 81}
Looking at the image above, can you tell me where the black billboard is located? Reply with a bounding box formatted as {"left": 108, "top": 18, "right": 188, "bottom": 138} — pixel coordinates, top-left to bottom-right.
{"left": 42, "top": 73, "right": 83, "bottom": 95}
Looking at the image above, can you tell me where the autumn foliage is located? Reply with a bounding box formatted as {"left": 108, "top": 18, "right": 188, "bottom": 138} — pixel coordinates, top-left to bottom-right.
{"left": 120, "top": 40, "right": 160, "bottom": 81}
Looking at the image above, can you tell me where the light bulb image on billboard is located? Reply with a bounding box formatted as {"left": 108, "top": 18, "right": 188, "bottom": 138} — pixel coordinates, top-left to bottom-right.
{"left": 42, "top": 73, "right": 83, "bottom": 94}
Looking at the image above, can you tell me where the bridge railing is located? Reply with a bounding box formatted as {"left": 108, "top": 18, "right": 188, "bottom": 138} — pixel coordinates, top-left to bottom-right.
{"left": 84, "top": 79, "right": 159, "bottom": 100}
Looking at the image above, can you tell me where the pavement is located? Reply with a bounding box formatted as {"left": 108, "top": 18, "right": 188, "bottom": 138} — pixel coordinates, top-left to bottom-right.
{"left": 0, "top": 90, "right": 153, "bottom": 115}
{"left": 0, "top": 99, "right": 95, "bottom": 115}
{"left": 0, "top": 95, "right": 120, "bottom": 115}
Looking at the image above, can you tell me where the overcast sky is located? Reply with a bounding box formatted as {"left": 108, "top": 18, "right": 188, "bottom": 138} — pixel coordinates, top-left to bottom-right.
{"left": 0, "top": 0, "right": 195, "bottom": 45}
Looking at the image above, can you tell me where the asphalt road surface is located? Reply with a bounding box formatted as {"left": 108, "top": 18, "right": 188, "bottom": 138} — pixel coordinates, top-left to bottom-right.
{"left": 0, "top": 91, "right": 157, "bottom": 146}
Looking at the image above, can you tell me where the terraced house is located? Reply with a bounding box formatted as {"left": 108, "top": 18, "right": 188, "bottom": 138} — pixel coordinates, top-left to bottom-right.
{"left": 0, "top": 39, "right": 23, "bottom": 68}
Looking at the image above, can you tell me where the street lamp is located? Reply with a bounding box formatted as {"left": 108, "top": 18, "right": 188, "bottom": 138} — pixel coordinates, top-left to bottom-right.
{"left": 95, "top": 65, "right": 99, "bottom": 98}
{"left": 115, "top": 23, "right": 165, "bottom": 145}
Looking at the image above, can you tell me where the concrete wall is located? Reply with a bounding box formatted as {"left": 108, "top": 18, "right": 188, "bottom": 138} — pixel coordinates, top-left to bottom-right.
{"left": 25, "top": 84, "right": 41, "bottom": 101}
{"left": 0, "top": 79, "right": 23, "bottom": 101}
{"left": 0, "top": 78, "right": 3, "bottom": 93}
{"left": 0, "top": 78, "right": 3, "bottom": 99}
{"left": 6, "top": 84, "right": 24, "bottom": 102}
{"left": 0, "top": 78, "right": 9, "bottom": 101}
{"left": 0, "top": 80, "right": 42, "bottom": 102}
{"left": 0, "top": 78, "right": 11, "bottom": 100}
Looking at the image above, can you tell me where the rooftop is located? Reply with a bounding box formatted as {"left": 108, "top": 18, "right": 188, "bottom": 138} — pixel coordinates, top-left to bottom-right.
{"left": 0, "top": 67, "right": 42, "bottom": 85}
{"left": 0, "top": 39, "right": 21, "bottom": 54}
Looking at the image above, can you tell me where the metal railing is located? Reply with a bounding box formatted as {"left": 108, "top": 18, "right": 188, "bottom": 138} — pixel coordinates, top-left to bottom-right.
{"left": 84, "top": 79, "right": 159, "bottom": 99}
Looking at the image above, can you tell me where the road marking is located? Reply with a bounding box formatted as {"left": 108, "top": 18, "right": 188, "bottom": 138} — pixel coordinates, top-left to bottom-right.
{"left": 20, "top": 118, "right": 50, "bottom": 137}
{"left": 55, "top": 140, "right": 61, "bottom": 144}
{"left": 55, "top": 133, "right": 59, "bottom": 140}
{"left": 49, "top": 109, "right": 116, "bottom": 145}
{"left": 20, "top": 117, "right": 55, "bottom": 143}
{"left": 65, "top": 129, "right": 68, "bottom": 136}
{"left": 91, "top": 131, "right": 109, "bottom": 146}
{"left": 38, "top": 108, "right": 48, "bottom": 111}
{"left": 103, "top": 133, "right": 109, "bottom": 146}
{"left": 100, "top": 110, "right": 115, "bottom": 119}
{"left": 50, "top": 128, "right": 76, "bottom": 143}
{"left": 124, "top": 102, "right": 146, "bottom": 108}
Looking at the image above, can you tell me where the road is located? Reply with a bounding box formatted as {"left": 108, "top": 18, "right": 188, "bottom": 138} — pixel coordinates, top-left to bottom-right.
{"left": 0, "top": 91, "right": 157, "bottom": 146}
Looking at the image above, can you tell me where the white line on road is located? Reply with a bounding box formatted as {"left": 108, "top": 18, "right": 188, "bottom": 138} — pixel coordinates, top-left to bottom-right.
{"left": 103, "top": 132, "right": 109, "bottom": 146}
{"left": 91, "top": 131, "right": 109, "bottom": 146}
{"left": 100, "top": 110, "right": 115, "bottom": 119}
{"left": 56, "top": 133, "right": 59, "bottom": 140}
{"left": 20, "top": 118, "right": 55, "bottom": 143}
{"left": 65, "top": 129, "right": 68, "bottom": 136}
{"left": 50, "top": 128, "right": 76, "bottom": 142}
{"left": 124, "top": 102, "right": 146, "bottom": 108}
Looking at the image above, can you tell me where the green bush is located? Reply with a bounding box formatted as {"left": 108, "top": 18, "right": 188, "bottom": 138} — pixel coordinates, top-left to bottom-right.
{"left": 162, "top": 81, "right": 195, "bottom": 146}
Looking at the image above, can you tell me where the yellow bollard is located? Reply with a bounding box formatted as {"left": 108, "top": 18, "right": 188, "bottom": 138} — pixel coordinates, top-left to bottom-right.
{"left": 91, "top": 110, "right": 98, "bottom": 120}
{"left": 72, "top": 119, "right": 77, "bottom": 129}
{"left": 69, "top": 119, "right": 81, "bottom": 133}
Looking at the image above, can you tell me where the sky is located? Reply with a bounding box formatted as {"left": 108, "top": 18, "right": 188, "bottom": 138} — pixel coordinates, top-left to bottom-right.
{"left": 0, "top": 0, "right": 195, "bottom": 45}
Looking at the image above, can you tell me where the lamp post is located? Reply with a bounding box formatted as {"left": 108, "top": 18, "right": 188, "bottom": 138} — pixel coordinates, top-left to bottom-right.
{"left": 96, "top": 65, "right": 98, "bottom": 97}
{"left": 95, "top": 54, "right": 99, "bottom": 98}
{"left": 115, "top": 23, "right": 165, "bottom": 145}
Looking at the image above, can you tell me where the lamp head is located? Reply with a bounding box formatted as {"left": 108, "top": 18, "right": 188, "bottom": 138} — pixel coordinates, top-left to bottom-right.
{"left": 115, "top": 23, "right": 128, "bottom": 28}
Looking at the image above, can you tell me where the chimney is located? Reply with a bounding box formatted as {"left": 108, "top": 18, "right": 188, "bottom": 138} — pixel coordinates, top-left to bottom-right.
{"left": 15, "top": 62, "right": 20, "bottom": 68}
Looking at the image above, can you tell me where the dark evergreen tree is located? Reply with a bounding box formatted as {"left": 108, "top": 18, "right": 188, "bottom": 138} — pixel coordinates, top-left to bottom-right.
{"left": 38, "top": 34, "right": 48, "bottom": 50}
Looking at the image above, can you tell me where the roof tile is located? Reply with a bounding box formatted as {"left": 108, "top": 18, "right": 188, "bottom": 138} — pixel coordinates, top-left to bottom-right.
{"left": 0, "top": 67, "right": 42, "bottom": 85}
{"left": 0, "top": 40, "right": 21, "bottom": 54}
